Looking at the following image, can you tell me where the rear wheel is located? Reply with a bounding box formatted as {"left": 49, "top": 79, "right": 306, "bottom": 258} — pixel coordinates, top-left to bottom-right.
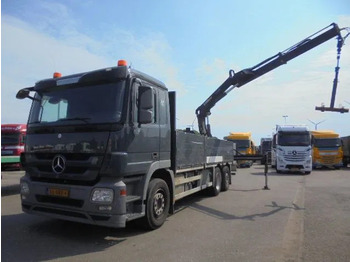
{"left": 143, "top": 178, "right": 170, "bottom": 230}
{"left": 221, "top": 166, "right": 230, "bottom": 192}
{"left": 208, "top": 167, "right": 222, "bottom": 196}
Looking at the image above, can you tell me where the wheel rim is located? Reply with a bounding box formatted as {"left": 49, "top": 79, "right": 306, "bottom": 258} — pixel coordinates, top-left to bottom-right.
{"left": 153, "top": 189, "right": 165, "bottom": 217}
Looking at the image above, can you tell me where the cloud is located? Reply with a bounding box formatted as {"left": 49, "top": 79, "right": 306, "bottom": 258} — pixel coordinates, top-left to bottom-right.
{"left": 1, "top": 10, "right": 186, "bottom": 123}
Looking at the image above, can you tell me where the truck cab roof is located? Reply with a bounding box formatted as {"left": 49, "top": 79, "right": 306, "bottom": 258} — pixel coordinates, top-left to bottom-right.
{"left": 31, "top": 64, "right": 167, "bottom": 92}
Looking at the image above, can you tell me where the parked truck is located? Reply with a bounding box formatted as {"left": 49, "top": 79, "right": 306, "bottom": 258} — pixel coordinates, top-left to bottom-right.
{"left": 1, "top": 124, "right": 27, "bottom": 170}
{"left": 341, "top": 136, "right": 350, "bottom": 167}
{"left": 16, "top": 60, "right": 235, "bottom": 229}
{"left": 311, "top": 130, "right": 343, "bottom": 169}
{"left": 17, "top": 23, "right": 347, "bottom": 229}
{"left": 272, "top": 125, "right": 312, "bottom": 174}
{"left": 260, "top": 138, "right": 272, "bottom": 165}
{"left": 224, "top": 132, "right": 255, "bottom": 167}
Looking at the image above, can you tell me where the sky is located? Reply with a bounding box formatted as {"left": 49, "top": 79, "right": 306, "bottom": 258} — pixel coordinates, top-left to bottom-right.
{"left": 1, "top": 0, "right": 350, "bottom": 143}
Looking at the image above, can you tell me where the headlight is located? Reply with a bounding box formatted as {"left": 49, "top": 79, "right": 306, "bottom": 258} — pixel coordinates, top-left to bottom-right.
{"left": 91, "top": 188, "right": 114, "bottom": 204}
{"left": 20, "top": 182, "right": 30, "bottom": 195}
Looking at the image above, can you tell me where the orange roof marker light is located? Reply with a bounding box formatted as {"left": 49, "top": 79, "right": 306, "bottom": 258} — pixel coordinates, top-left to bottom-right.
{"left": 118, "top": 60, "right": 128, "bottom": 67}
{"left": 53, "top": 72, "right": 62, "bottom": 78}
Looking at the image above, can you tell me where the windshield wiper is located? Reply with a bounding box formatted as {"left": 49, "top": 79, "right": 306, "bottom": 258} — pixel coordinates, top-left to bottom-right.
{"left": 58, "top": 117, "right": 91, "bottom": 124}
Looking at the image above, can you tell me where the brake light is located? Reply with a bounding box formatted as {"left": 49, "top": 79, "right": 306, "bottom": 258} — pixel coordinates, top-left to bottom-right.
{"left": 53, "top": 72, "right": 62, "bottom": 78}
{"left": 118, "top": 60, "right": 128, "bottom": 67}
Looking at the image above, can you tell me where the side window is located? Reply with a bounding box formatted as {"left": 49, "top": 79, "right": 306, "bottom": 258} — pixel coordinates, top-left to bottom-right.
{"left": 132, "top": 82, "right": 139, "bottom": 124}
{"left": 136, "top": 82, "right": 157, "bottom": 124}
{"left": 159, "top": 90, "right": 168, "bottom": 125}
{"left": 153, "top": 90, "right": 157, "bottom": 123}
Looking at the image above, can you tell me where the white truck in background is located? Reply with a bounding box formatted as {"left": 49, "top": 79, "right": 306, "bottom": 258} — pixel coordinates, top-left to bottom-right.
{"left": 272, "top": 125, "right": 312, "bottom": 174}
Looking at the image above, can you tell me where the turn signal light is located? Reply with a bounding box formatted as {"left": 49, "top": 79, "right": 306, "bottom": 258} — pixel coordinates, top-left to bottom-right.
{"left": 53, "top": 72, "right": 62, "bottom": 78}
{"left": 118, "top": 60, "right": 128, "bottom": 66}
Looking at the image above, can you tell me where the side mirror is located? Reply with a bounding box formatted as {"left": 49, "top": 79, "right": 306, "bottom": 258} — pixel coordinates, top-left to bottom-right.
{"left": 16, "top": 88, "right": 38, "bottom": 101}
{"left": 138, "top": 85, "right": 154, "bottom": 124}
{"left": 16, "top": 89, "right": 30, "bottom": 99}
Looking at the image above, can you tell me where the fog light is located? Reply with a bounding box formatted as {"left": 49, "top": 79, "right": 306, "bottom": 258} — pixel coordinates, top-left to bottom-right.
{"left": 91, "top": 188, "right": 114, "bottom": 204}
{"left": 20, "top": 182, "right": 30, "bottom": 195}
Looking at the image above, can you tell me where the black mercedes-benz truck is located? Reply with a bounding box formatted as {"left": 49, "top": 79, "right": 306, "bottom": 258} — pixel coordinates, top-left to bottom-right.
{"left": 17, "top": 60, "right": 235, "bottom": 229}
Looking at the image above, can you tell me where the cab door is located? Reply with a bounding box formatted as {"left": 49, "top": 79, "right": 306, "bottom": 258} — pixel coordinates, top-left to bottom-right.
{"left": 125, "top": 80, "right": 160, "bottom": 175}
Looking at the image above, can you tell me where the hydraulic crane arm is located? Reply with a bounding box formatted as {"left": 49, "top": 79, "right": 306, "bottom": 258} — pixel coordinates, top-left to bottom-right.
{"left": 196, "top": 23, "right": 344, "bottom": 136}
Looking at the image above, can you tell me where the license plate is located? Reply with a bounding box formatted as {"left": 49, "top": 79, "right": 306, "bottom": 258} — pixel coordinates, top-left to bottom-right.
{"left": 48, "top": 188, "right": 70, "bottom": 198}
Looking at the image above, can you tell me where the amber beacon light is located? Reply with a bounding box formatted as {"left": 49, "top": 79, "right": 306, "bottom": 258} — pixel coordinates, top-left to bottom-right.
{"left": 117, "top": 60, "right": 128, "bottom": 66}
{"left": 53, "top": 72, "right": 62, "bottom": 78}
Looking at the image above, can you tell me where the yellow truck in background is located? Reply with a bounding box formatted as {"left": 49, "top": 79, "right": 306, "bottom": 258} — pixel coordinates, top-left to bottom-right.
{"left": 341, "top": 136, "right": 350, "bottom": 167}
{"left": 311, "top": 130, "right": 343, "bottom": 169}
{"left": 225, "top": 132, "right": 256, "bottom": 167}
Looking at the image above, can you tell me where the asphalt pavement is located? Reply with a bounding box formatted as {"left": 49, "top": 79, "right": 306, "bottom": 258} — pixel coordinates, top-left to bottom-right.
{"left": 1, "top": 170, "right": 23, "bottom": 196}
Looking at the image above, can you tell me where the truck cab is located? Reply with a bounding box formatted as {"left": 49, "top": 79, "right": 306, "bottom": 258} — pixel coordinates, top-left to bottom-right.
{"left": 274, "top": 125, "right": 312, "bottom": 174}
{"left": 1, "top": 124, "right": 27, "bottom": 169}
{"left": 311, "top": 130, "right": 343, "bottom": 169}
{"left": 18, "top": 61, "right": 173, "bottom": 228}
{"left": 225, "top": 132, "right": 255, "bottom": 167}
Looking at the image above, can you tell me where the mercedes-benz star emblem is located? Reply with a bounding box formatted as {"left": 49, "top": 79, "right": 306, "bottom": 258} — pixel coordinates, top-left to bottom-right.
{"left": 292, "top": 151, "right": 297, "bottom": 156}
{"left": 52, "top": 155, "right": 66, "bottom": 175}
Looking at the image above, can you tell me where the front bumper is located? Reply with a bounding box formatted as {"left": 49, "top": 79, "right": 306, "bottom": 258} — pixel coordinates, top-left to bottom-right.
{"left": 20, "top": 175, "right": 128, "bottom": 228}
{"left": 277, "top": 160, "right": 312, "bottom": 172}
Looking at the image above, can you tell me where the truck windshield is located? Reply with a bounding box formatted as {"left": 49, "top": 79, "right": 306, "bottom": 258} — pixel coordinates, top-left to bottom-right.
{"left": 314, "top": 138, "right": 341, "bottom": 148}
{"left": 278, "top": 132, "right": 310, "bottom": 146}
{"left": 228, "top": 139, "right": 250, "bottom": 149}
{"left": 28, "top": 82, "right": 125, "bottom": 125}
{"left": 2, "top": 133, "right": 20, "bottom": 145}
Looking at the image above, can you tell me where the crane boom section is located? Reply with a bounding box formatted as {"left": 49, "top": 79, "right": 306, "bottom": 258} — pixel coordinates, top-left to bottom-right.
{"left": 196, "top": 23, "right": 341, "bottom": 136}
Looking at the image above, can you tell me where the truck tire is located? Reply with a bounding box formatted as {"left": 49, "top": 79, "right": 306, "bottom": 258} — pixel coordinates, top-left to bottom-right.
{"left": 208, "top": 167, "right": 222, "bottom": 196}
{"left": 143, "top": 178, "right": 170, "bottom": 230}
{"left": 221, "top": 166, "right": 230, "bottom": 192}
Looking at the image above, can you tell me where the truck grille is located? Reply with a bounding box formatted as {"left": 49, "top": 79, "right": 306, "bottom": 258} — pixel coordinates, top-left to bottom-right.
{"left": 24, "top": 152, "right": 103, "bottom": 185}
{"left": 320, "top": 155, "right": 337, "bottom": 164}
{"left": 283, "top": 151, "right": 307, "bottom": 162}
{"left": 36, "top": 195, "right": 84, "bottom": 208}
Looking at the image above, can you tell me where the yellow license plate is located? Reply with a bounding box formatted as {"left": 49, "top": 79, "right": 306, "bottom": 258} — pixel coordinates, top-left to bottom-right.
{"left": 48, "top": 188, "right": 70, "bottom": 198}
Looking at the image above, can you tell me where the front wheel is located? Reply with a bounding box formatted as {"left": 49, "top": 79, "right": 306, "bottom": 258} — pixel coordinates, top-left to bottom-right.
{"left": 143, "top": 178, "right": 170, "bottom": 230}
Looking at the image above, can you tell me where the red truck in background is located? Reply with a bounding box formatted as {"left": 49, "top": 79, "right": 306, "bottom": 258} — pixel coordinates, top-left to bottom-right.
{"left": 1, "top": 124, "right": 27, "bottom": 170}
